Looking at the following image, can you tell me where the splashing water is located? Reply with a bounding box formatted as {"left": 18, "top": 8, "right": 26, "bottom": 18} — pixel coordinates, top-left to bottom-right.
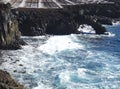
{"left": 0, "top": 25, "right": 120, "bottom": 89}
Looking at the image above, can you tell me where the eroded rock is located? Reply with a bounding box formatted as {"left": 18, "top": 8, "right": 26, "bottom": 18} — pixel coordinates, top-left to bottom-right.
{"left": 0, "top": 70, "right": 25, "bottom": 89}
{"left": 0, "top": 3, "right": 24, "bottom": 49}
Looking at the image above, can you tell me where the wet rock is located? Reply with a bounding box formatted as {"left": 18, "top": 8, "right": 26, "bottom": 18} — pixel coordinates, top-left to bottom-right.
{"left": 0, "top": 3, "right": 25, "bottom": 50}
{"left": 0, "top": 70, "right": 25, "bottom": 89}
{"left": 19, "top": 64, "right": 23, "bottom": 66}
{"left": 13, "top": 70, "right": 17, "bottom": 72}
{"left": 96, "top": 17, "right": 112, "bottom": 25}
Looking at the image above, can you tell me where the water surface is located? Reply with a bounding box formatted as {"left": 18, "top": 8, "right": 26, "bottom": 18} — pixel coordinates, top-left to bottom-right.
{"left": 0, "top": 24, "right": 120, "bottom": 89}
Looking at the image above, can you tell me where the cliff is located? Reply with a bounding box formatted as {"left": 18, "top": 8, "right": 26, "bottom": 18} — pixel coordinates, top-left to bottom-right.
{"left": 13, "top": 8, "right": 106, "bottom": 36}
{"left": 64, "top": 3, "right": 120, "bottom": 24}
{"left": 0, "top": 3, "right": 24, "bottom": 50}
{"left": 0, "top": 70, "right": 25, "bottom": 89}
{"left": 12, "top": 3, "right": 120, "bottom": 36}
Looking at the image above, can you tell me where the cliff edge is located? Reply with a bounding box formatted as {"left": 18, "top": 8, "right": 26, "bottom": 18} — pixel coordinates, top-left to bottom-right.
{"left": 0, "top": 3, "right": 24, "bottom": 50}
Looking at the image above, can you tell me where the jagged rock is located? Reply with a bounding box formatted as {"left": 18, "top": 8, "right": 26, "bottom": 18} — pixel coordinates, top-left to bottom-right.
{"left": 13, "top": 8, "right": 106, "bottom": 36}
{"left": 11, "top": 3, "right": 120, "bottom": 36}
{"left": 0, "top": 3, "right": 25, "bottom": 49}
{"left": 0, "top": 70, "right": 25, "bottom": 89}
{"left": 65, "top": 3, "right": 120, "bottom": 24}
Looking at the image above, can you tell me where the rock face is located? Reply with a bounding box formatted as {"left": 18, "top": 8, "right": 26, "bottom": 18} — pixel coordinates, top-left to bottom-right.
{"left": 13, "top": 8, "right": 106, "bottom": 36}
{"left": 0, "top": 3, "right": 24, "bottom": 50}
{"left": 10, "top": 3, "right": 120, "bottom": 36}
{"left": 12, "top": 3, "right": 120, "bottom": 36}
{"left": 15, "top": 9, "right": 78, "bottom": 36}
{"left": 0, "top": 70, "right": 25, "bottom": 89}
{"left": 68, "top": 3, "right": 120, "bottom": 24}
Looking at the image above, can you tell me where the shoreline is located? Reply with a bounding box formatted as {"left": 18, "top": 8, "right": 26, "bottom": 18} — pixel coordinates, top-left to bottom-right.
{"left": 0, "top": 22, "right": 119, "bottom": 89}
{"left": 0, "top": 1, "right": 120, "bottom": 89}
{"left": 0, "top": 24, "right": 119, "bottom": 88}
{"left": 0, "top": 70, "right": 25, "bottom": 89}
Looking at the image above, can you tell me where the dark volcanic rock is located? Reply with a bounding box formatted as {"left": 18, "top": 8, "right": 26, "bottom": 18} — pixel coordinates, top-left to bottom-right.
{"left": 0, "top": 70, "right": 25, "bottom": 89}
{"left": 96, "top": 17, "right": 112, "bottom": 25}
{"left": 64, "top": 3, "right": 120, "bottom": 24}
{"left": 0, "top": 3, "right": 25, "bottom": 50}
{"left": 12, "top": 3, "right": 120, "bottom": 36}
{"left": 9, "top": 3, "right": 120, "bottom": 36}
{"left": 46, "top": 19, "right": 75, "bottom": 35}
{"left": 13, "top": 8, "right": 107, "bottom": 36}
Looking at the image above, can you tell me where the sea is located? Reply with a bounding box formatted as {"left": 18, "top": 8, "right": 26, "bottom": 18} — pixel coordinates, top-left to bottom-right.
{"left": 0, "top": 22, "right": 120, "bottom": 89}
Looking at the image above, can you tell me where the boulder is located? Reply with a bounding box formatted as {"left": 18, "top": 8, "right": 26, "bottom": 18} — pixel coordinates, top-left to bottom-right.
{"left": 0, "top": 70, "right": 25, "bottom": 89}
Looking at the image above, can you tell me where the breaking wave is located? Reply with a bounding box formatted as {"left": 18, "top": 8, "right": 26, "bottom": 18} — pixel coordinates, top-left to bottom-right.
{"left": 0, "top": 25, "right": 120, "bottom": 89}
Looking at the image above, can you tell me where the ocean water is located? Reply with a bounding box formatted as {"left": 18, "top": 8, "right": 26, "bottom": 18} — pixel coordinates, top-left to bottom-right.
{"left": 0, "top": 23, "right": 120, "bottom": 89}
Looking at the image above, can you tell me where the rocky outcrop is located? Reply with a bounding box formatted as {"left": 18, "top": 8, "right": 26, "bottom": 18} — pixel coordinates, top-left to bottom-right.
{"left": 13, "top": 8, "right": 106, "bottom": 36}
{"left": 10, "top": 3, "right": 120, "bottom": 36}
{"left": 0, "top": 70, "right": 25, "bottom": 89}
{"left": 0, "top": 3, "right": 25, "bottom": 50}
{"left": 13, "top": 9, "right": 77, "bottom": 36}
{"left": 64, "top": 3, "right": 120, "bottom": 25}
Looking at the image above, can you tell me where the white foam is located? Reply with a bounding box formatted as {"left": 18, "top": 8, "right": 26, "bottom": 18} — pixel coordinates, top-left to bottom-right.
{"left": 33, "top": 83, "right": 53, "bottom": 89}
{"left": 38, "top": 36, "right": 83, "bottom": 55}
{"left": 103, "top": 32, "right": 115, "bottom": 37}
{"left": 112, "top": 21, "right": 120, "bottom": 26}
{"left": 59, "top": 71, "right": 71, "bottom": 83}
{"left": 59, "top": 69, "right": 87, "bottom": 84}
{"left": 77, "top": 68, "right": 87, "bottom": 77}
{"left": 78, "top": 24, "right": 95, "bottom": 34}
{"left": 1, "top": 34, "right": 120, "bottom": 89}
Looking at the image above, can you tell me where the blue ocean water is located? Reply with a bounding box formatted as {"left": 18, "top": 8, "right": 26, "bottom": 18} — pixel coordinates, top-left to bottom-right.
{"left": 0, "top": 24, "right": 120, "bottom": 89}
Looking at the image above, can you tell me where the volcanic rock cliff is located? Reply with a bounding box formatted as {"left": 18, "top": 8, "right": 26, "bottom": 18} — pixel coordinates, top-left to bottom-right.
{"left": 0, "top": 3, "right": 24, "bottom": 50}
{"left": 13, "top": 3, "right": 120, "bottom": 36}
{"left": 13, "top": 8, "right": 106, "bottom": 36}
{"left": 66, "top": 3, "right": 120, "bottom": 24}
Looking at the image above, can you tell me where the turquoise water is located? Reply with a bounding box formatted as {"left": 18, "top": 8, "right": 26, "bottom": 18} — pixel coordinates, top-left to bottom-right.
{"left": 0, "top": 24, "right": 120, "bottom": 89}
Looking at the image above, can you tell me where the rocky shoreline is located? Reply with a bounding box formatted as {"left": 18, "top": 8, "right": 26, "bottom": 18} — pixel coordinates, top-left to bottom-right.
{"left": 0, "top": 3, "right": 25, "bottom": 50}
{"left": 14, "top": 8, "right": 106, "bottom": 36}
{"left": 1, "top": 2, "right": 120, "bottom": 47}
{"left": 0, "top": 70, "right": 25, "bottom": 89}
{"left": 0, "top": 1, "right": 120, "bottom": 89}
{"left": 0, "top": 3, "right": 25, "bottom": 89}
{"left": 11, "top": 3, "right": 120, "bottom": 36}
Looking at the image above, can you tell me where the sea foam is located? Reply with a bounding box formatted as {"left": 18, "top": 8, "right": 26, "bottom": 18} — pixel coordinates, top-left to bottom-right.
{"left": 78, "top": 24, "right": 95, "bottom": 34}
{"left": 38, "top": 36, "right": 84, "bottom": 55}
{"left": 0, "top": 25, "right": 120, "bottom": 89}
